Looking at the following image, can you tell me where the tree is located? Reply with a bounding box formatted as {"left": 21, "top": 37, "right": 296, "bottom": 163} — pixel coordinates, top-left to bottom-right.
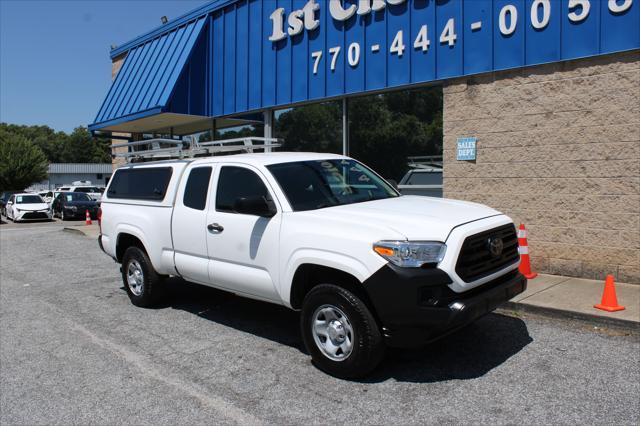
{"left": 0, "top": 123, "right": 111, "bottom": 164}
{"left": 275, "top": 103, "right": 343, "bottom": 153}
{"left": 0, "top": 130, "right": 48, "bottom": 191}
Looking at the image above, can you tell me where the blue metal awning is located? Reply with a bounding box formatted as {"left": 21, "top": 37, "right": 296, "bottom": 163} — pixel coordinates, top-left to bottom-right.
{"left": 89, "top": 17, "right": 207, "bottom": 132}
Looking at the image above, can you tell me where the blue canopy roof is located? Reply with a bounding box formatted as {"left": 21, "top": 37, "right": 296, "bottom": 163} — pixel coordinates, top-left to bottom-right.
{"left": 90, "top": 17, "right": 207, "bottom": 131}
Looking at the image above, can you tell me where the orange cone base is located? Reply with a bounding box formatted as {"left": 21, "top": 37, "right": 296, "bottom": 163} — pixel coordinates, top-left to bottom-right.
{"left": 594, "top": 303, "right": 625, "bottom": 312}
{"left": 524, "top": 272, "right": 538, "bottom": 280}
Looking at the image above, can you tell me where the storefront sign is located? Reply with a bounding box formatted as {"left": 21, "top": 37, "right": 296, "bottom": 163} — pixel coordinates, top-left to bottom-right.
{"left": 208, "top": 0, "right": 639, "bottom": 118}
{"left": 94, "top": 0, "right": 640, "bottom": 130}
{"left": 457, "top": 137, "right": 477, "bottom": 161}
{"left": 269, "top": 0, "right": 408, "bottom": 42}
{"left": 189, "top": 0, "right": 640, "bottom": 119}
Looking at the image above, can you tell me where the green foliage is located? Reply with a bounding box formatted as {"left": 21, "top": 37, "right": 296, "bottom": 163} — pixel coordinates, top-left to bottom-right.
{"left": 0, "top": 130, "right": 48, "bottom": 191}
{"left": 274, "top": 87, "right": 443, "bottom": 181}
{"left": 276, "top": 103, "right": 343, "bottom": 154}
{"left": 0, "top": 123, "right": 111, "bottom": 163}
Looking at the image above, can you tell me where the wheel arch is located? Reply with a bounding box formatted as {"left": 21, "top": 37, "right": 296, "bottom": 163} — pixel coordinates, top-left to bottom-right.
{"left": 115, "top": 230, "right": 149, "bottom": 263}
{"left": 289, "top": 263, "right": 380, "bottom": 325}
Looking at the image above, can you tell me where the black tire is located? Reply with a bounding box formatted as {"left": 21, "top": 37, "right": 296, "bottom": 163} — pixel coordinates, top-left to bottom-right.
{"left": 301, "top": 284, "right": 385, "bottom": 379}
{"left": 121, "top": 246, "right": 164, "bottom": 308}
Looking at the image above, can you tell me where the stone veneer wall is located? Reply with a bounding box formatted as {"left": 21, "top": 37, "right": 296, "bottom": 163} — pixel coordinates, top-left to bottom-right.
{"left": 443, "top": 50, "right": 639, "bottom": 284}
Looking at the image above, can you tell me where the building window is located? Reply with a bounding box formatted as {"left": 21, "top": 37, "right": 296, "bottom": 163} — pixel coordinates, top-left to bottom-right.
{"left": 348, "top": 86, "right": 443, "bottom": 185}
{"left": 274, "top": 101, "right": 343, "bottom": 154}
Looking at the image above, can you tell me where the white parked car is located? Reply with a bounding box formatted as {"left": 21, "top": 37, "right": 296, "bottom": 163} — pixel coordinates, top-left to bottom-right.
{"left": 41, "top": 190, "right": 63, "bottom": 207}
{"left": 99, "top": 153, "right": 525, "bottom": 378}
{"left": 57, "top": 185, "right": 104, "bottom": 201}
{"left": 5, "top": 193, "right": 52, "bottom": 222}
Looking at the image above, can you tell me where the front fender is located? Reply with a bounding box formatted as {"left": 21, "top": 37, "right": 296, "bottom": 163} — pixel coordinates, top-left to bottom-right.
{"left": 281, "top": 248, "right": 385, "bottom": 306}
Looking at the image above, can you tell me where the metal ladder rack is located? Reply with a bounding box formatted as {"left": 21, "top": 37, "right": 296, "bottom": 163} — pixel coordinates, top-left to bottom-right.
{"left": 407, "top": 155, "right": 443, "bottom": 169}
{"left": 111, "top": 137, "right": 282, "bottom": 162}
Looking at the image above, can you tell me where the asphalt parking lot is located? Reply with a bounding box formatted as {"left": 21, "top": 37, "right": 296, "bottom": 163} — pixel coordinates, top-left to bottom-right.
{"left": 1, "top": 222, "right": 639, "bottom": 425}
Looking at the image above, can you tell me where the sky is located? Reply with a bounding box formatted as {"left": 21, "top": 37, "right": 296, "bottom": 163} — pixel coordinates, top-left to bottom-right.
{"left": 0, "top": 0, "right": 208, "bottom": 133}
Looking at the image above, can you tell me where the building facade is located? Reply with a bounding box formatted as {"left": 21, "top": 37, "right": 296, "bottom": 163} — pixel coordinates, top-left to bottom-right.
{"left": 90, "top": 0, "right": 639, "bottom": 283}
{"left": 27, "top": 163, "right": 113, "bottom": 191}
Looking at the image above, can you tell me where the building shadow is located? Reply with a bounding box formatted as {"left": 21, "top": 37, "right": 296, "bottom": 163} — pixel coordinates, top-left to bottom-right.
{"left": 149, "top": 278, "right": 532, "bottom": 383}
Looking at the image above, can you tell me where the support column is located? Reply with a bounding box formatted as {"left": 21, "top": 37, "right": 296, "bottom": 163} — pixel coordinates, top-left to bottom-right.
{"left": 342, "top": 98, "right": 349, "bottom": 156}
{"left": 264, "top": 109, "right": 273, "bottom": 152}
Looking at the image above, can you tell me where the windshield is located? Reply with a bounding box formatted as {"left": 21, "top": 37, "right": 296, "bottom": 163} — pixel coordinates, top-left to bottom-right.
{"left": 64, "top": 193, "right": 92, "bottom": 202}
{"left": 267, "top": 159, "right": 398, "bottom": 211}
{"left": 16, "top": 195, "right": 44, "bottom": 204}
{"left": 74, "top": 187, "right": 100, "bottom": 193}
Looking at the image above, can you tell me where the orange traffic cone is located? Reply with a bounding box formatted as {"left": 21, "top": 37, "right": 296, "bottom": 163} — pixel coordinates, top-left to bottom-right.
{"left": 517, "top": 224, "right": 538, "bottom": 280}
{"left": 85, "top": 210, "right": 92, "bottom": 226}
{"left": 594, "top": 275, "right": 625, "bottom": 312}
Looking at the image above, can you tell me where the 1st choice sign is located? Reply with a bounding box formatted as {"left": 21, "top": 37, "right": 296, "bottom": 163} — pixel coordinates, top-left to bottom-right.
{"left": 268, "top": 0, "right": 635, "bottom": 74}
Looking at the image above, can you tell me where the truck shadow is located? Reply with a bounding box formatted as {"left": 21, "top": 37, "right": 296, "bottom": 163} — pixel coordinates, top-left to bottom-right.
{"left": 160, "top": 278, "right": 533, "bottom": 384}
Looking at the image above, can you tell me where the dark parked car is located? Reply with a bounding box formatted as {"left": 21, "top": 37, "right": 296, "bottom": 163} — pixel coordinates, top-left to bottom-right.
{"left": 0, "top": 191, "right": 19, "bottom": 218}
{"left": 52, "top": 192, "right": 98, "bottom": 220}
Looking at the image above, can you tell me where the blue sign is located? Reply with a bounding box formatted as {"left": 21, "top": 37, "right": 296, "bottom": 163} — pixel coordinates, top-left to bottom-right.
{"left": 457, "top": 137, "right": 477, "bottom": 161}
{"left": 93, "top": 0, "right": 640, "bottom": 130}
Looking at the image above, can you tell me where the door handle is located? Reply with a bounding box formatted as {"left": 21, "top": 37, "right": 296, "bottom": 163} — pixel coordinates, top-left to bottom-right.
{"left": 207, "top": 223, "right": 224, "bottom": 233}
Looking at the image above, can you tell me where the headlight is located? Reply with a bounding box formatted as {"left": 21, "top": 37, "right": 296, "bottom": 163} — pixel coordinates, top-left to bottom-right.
{"left": 373, "top": 241, "right": 446, "bottom": 268}
{"left": 67, "top": 205, "right": 77, "bottom": 211}
{"left": 16, "top": 208, "right": 23, "bottom": 212}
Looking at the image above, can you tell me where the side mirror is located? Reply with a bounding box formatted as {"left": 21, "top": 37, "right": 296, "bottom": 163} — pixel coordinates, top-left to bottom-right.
{"left": 233, "top": 196, "right": 276, "bottom": 218}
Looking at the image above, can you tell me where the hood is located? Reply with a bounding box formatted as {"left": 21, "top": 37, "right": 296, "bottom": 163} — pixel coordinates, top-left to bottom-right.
{"left": 310, "top": 195, "right": 501, "bottom": 241}
{"left": 16, "top": 203, "right": 49, "bottom": 211}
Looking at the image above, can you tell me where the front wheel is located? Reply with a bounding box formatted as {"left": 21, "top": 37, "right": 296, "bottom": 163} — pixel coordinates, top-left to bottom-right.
{"left": 121, "top": 246, "right": 165, "bottom": 308}
{"left": 301, "top": 284, "right": 385, "bottom": 379}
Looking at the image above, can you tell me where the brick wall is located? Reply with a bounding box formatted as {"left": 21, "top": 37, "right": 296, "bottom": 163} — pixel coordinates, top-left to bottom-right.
{"left": 443, "top": 50, "right": 640, "bottom": 284}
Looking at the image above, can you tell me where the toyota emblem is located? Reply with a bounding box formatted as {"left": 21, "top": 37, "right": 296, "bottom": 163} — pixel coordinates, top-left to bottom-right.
{"left": 487, "top": 237, "right": 504, "bottom": 257}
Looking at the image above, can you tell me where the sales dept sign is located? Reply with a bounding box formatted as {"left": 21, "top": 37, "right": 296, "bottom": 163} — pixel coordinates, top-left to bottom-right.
{"left": 457, "top": 138, "right": 477, "bottom": 161}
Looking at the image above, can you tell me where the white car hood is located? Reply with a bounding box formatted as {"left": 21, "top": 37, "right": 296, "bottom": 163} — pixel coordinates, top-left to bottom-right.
{"left": 15, "top": 203, "right": 49, "bottom": 211}
{"left": 312, "top": 195, "right": 501, "bottom": 241}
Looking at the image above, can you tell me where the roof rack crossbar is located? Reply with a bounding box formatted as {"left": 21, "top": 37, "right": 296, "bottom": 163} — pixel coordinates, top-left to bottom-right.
{"left": 112, "top": 137, "right": 282, "bottom": 162}
{"left": 110, "top": 138, "right": 183, "bottom": 149}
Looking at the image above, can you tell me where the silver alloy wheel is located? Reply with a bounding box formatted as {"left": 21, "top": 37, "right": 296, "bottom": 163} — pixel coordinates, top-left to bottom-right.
{"left": 126, "top": 260, "right": 144, "bottom": 296}
{"left": 311, "top": 304, "right": 354, "bottom": 361}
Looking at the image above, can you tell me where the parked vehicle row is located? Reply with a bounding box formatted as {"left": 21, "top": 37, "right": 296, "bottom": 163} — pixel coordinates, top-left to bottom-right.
{"left": 1, "top": 191, "right": 99, "bottom": 223}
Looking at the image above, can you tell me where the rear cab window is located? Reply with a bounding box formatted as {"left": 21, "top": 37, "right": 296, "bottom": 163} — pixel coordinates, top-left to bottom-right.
{"left": 183, "top": 167, "right": 213, "bottom": 210}
{"left": 107, "top": 167, "right": 173, "bottom": 201}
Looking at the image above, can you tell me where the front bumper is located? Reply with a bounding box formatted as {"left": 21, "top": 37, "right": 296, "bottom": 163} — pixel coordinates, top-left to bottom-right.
{"left": 15, "top": 211, "right": 52, "bottom": 221}
{"left": 363, "top": 265, "right": 526, "bottom": 347}
{"left": 64, "top": 207, "right": 98, "bottom": 219}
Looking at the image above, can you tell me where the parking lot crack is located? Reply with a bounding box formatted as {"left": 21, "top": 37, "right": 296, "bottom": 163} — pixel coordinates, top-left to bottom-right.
{"left": 71, "top": 322, "right": 263, "bottom": 425}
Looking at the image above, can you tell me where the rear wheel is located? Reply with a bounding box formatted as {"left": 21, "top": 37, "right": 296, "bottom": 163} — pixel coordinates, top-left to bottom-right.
{"left": 301, "top": 284, "right": 385, "bottom": 379}
{"left": 121, "top": 246, "right": 164, "bottom": 308}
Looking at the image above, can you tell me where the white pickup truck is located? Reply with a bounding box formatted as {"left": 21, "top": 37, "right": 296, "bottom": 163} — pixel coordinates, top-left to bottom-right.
{"left": 98, "top": 152, "right": 525, "bottom": 378}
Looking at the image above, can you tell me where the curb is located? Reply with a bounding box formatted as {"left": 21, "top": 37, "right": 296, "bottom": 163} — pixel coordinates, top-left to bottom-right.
{"left": 499, "top": 301, "right": 640, "bottom": 331}
{"left": 62, "top": 227, "right": 86, "bottom": 236}
{"left": 62, "top": 227, "right": 98, "bottom": 238}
